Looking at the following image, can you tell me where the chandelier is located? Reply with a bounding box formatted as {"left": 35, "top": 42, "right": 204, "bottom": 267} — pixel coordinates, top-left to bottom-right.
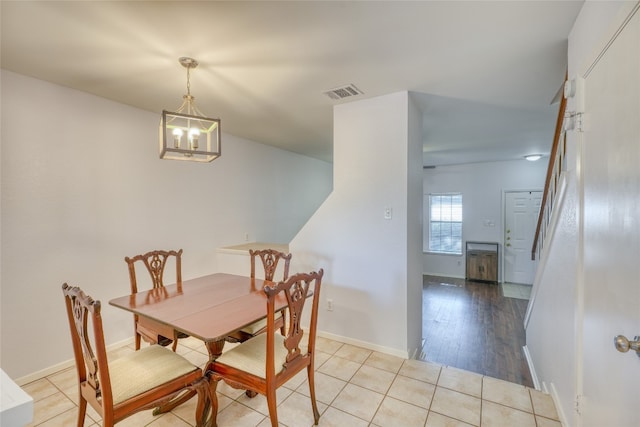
{"left": 159, "top": 57, "right": 221, "bottom": 162}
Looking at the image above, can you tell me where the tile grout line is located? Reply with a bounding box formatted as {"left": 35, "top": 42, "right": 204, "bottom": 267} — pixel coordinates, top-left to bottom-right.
{"left": 530, "top": 388, "right": 539, "bottom": 427}
{"left": 422, "top": 366, "right": 442, "bottom": 427}
{"left": 365, "top": 361, "right": 398, "bottom": 426}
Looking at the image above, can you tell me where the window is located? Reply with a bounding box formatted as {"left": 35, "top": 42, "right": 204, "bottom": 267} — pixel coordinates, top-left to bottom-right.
{"left": 427, "top": 193, "right": 462, "bottom": 254}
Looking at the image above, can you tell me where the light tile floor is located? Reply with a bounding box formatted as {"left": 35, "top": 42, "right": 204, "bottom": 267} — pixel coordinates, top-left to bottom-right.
{"left": 501, "top": 283, "right": 533, "bottom": 300}
{"left": 23, "top": 336, "right": 560, "bottom": 426}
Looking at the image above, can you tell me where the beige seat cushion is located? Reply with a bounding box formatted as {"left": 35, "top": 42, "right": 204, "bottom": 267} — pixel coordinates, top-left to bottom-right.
{"left": 109, "top": 345, "right": 200, "bottom": 404}
{"left": 215, "top": 334, "right": 290, "bottom": 379}
{"left": 240, "top": 317, "right": 267, "bottom": 335}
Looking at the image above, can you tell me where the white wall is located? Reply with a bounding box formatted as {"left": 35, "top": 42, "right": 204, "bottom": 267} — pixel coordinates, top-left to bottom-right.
{"left": 423, "top": 160, "right": 547, "bottom": 278}
{"left": 406, "top": 94, "right": 425, "bottom": 360}
{"left": 290, "top": 92, "right": 423, "bottom": 358}
{"left": 0, "top": 70, "right": 332, "bottom": 379}
{"left": 525, "top": 172, "right": 578, "bottom": 424}
{"left": 525, "top": 2, "right": 639, "bottom": 426}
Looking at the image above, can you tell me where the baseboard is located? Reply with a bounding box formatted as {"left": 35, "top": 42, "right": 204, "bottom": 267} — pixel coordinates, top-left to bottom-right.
{"left": 522, "top": 345, "right": 540, "bottom": 390}
{"left": 548, "top": 381, "right": 570, "bottom": 427}
{"left": 525, "top": 349, "right": 571, "bottom": 426}
{"left": 317, "top": 330, "right": 410, "bottom": 359}
{"left": 422, "top": 273, "right": 466, "bottom": 280}
{"left": 15, "top": 337, "right": 134, "bottom": 386}
{"left": 15, "top": 359, "right": 76, "bottom": 387}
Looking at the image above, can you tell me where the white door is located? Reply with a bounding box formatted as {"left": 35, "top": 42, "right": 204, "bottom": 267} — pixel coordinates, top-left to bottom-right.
{"left": 579, "top": 7, "right": 640, "bottom": 426}
{"left": 504, "top": 191, "right": 541, "bottom": 284}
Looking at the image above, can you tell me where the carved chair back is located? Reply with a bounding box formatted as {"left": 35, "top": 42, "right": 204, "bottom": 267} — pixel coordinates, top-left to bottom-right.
{"left": 125, "top": 249, "right": 183, "bottom": 294}
{"left": 124, "top": 249, "right": 184, "bottom": 350}
{"left": 265, "top": 269, "right": 323, "bottom": 369}
{"left": 228, "top": 249, "right": 292, "bottom": 343}
{"left": 249, "top": 249, "right": 291, "bottom": 282}
{"left": 62, "top": 284, "right": 111, "bottom": 411}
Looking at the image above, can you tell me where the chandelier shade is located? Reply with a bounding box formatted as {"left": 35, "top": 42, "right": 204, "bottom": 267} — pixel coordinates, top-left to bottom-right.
{"left": 159, "top": 57, "right": 221, "bottom": 163}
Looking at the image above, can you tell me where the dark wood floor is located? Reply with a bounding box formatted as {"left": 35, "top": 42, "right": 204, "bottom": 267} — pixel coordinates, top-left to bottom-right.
{"left": 420, "top": 275, "right": 534, "bottom": 387}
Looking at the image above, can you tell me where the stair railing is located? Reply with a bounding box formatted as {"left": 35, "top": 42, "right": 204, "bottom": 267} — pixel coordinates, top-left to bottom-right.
{"left": 531, "top": 77, "right": 568, "bottom": 260}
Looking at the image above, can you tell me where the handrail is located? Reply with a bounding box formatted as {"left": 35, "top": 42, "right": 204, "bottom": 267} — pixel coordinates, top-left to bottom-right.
{"left": 531, "top": 74, "right": 568, "bottom": 260}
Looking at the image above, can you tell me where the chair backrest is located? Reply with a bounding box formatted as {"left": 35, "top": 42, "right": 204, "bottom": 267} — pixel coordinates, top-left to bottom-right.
{"left": 125, "top": 249, "right": 183, "bottom": 294}
{"left": 62, "top": 283, "right": 115, "bottom": 411}
{"left": 249, "top": 249, "right": 291, "bottom": 282}
{"left": 264, "top": 269, "right": 323, "bottom": 372}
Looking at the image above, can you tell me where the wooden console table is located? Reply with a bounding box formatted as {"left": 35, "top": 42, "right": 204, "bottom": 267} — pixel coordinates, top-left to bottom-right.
{"left": 465, "top": 241, "right": 499, "bottom": 283}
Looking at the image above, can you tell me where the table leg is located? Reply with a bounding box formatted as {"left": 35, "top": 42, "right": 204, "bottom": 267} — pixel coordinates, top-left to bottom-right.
{"left": 205, "top": 339, "right": 225, "bottom": 359}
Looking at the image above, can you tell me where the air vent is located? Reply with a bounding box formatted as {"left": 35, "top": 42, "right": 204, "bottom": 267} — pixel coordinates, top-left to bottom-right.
{"left": 324, "top": 84, "right": 363, "bottom": 100}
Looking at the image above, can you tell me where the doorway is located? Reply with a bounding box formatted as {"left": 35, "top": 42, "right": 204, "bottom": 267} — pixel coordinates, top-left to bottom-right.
{"left": 503, "top": 191, "right": 542, "bottom": 285}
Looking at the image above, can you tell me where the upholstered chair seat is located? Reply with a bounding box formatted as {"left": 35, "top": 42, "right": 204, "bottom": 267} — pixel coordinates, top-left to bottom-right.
{"left": 109, "top": 345, "right": 201, "bottom": 404}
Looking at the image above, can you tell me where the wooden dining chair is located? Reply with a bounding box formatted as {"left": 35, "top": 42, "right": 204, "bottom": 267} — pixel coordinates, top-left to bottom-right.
{"left": 61, "top": 284, "right": 209, "bottom": 427}
{"left": 226, "top": 248, "right": 292, "bottom": 343}
{"left": 208, "top": 269, "right": 324, "bottom": 427}
{"left": 125, "top": 249, "right": 187, "bottom": 351}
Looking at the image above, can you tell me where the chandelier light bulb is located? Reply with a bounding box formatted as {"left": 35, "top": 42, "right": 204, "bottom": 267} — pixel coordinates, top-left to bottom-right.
{"left": 172, "top": 128, "right": 184, "bottom": 148}
{"left": 189, "top": 128, "right": 200, "bottom": 150}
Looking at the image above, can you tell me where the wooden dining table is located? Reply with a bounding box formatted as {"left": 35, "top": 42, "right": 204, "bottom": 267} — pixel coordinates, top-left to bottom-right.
{"left": 109, "top": 272, "right": 287, "bottom": 367}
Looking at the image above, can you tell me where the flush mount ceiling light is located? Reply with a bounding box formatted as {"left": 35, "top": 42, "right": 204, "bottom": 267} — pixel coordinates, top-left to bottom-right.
{"left": 524, "top": 154, "right": 543, "bottom": 162}
{"left": 159, "top": 57, "right": 221, "bottom": 162}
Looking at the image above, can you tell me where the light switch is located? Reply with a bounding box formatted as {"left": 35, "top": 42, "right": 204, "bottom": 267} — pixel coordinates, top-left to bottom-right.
{"left": 384, "top": 207, "right": 392, "bottom": 220}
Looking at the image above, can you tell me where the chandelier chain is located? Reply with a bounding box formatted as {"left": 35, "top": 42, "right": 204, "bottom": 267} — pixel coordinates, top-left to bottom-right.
{"left": 186, "top": 67, "right": 192, "bottom": 97}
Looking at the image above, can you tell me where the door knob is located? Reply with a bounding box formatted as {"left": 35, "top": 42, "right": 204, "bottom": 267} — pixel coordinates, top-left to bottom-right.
{"left": 614, "top": 335, "right": 640, "bottom": 359}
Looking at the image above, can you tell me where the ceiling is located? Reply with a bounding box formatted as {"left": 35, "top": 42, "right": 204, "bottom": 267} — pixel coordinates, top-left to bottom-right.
{"left": 0, "top": 1, "right": 583, "bottom": 166}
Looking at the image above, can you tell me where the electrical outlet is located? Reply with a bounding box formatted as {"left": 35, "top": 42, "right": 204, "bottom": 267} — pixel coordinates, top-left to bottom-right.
{"left": 327, "top": 299, "right": 333, "bottom": 311}
{"left": 244, "top": 232, "right": 249, "bottom": 242}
